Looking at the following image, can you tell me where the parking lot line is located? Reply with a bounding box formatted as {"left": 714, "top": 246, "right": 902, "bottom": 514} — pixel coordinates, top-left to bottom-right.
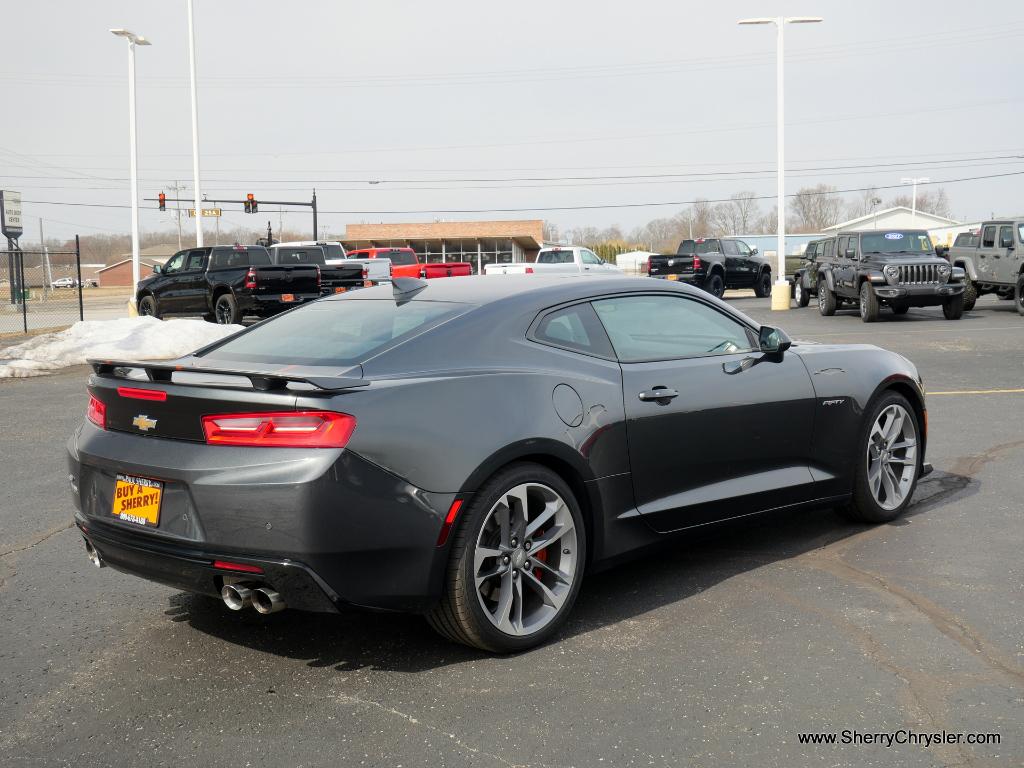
{"left": 926, "top": 388, "right": 1024, "bottom": 396}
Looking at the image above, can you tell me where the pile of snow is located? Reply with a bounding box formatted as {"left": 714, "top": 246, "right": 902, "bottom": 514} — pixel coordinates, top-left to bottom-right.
{"left": 0, "top": 317, "right": 243, "bottom": 379}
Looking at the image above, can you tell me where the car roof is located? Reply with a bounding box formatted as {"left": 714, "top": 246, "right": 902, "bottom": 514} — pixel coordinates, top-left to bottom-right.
{"left": 324, "top": 274, "right": 702, "bottom": 309}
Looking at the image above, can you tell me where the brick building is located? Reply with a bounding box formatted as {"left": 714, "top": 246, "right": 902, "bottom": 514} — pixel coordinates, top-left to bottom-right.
{"left": 95, "top": 245, "right": 176, "bottom": 287}
{"left": 342, "top": 220, "right": 544, "bottom": 274}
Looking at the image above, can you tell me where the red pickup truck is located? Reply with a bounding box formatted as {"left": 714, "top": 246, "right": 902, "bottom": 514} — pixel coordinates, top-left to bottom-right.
{"left": 346, "top": 247, "right": 472, "bottom": 279}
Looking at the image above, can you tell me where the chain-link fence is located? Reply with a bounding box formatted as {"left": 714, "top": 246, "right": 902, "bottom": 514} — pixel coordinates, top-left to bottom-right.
{"left": 1, "top": 237, "right": 85, "bottom": 335}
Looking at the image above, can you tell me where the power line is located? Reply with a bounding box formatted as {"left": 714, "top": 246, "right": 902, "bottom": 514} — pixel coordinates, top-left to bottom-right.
{"left": 18, "top": 169, "right": 1024, "bottom": 215}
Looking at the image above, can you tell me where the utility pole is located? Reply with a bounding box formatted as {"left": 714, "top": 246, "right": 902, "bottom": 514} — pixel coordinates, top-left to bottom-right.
{"left": 186, "top": 0, "right": 204, "bottom": 247}
{"left": 39, "top": 217, "right": 52, "bottom": 295}
{"left": 168, "top": 180, "right": 185, "bottom": 249}
{"left": 312, "top": 188, "right": 318, "bottom": 241}
{"left": 900, "top": 177, "right": 929, "bottom": 224}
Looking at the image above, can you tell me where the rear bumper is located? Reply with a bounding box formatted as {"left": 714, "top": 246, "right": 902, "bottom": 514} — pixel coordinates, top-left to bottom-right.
{"left": 68, "top": 424, "right": 457, "bottom": 613}
{"left": 649, "top": 272, "right": 703, "bottom": 285}
{"left": 871, "top": 283, "right": 964, "bottom": 305}
{"left": 78, "top": 520, "right": 340, "bottom": 612}
{"left": 243, "top": 293, "right": 321, "bottom": 315}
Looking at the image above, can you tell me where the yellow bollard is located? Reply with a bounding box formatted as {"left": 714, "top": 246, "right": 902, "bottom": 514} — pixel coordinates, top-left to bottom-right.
{"left": 127, "top": 298, "right": 138, "bottom": 318}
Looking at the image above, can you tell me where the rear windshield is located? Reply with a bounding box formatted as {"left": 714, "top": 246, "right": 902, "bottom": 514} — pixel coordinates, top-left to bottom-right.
{"left": 677, "top": 240, "right": 719, "bottom": 255}
{"left": 860, "top": 231, "right": 934, "bottom": 255}
{"left": 321, "top": 243, "right": 346, "bottom": 260}
{"left": 209, "top": 246, "right": 271, "bottom": 269}
{"left": 198, "top": 300, "right": 468, "bottom": 366}
{"left": 537, "top": 250, "right": 574, "bottom": 264}
{"left": 383, "top": 249, "right": 416, "bottom": 266}
{"left": 274, "top": 247, "right": 325, "bottom": 265}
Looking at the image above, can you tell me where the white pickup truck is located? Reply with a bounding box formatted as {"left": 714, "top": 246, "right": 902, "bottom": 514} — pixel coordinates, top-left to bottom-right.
{"left": 483, "top": 246, "right": 624, "bottom": 276}
{"left": 276, "top": 241, "right": 392, "bottom": 285}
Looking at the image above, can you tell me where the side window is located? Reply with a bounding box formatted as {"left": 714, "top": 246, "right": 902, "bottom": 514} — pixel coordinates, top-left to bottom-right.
{"left": 162, "top": 252, "right": 186, "bottom": 274}
{"left": 982, "top": 226, "right": 996, "bottom": 248}
{"left": 722, "top": 240, "right": 739, "bottom": 256}
{"left": 735, "top": 240, "right": 751, "bottom": 256}
{"left": 998, "top": 225, "right": 1013, "bottom": 248}
{"left": 533, "top": 303, "right": 614, "bottom": 357}
{"left": 580, "top": 249, "right": 602, "bottom": 265}
{"left": 184, "top": 250, "right": 207, "bottom": 271}
{"left": 592, "top": 295, "right": 756, "bottom": 362}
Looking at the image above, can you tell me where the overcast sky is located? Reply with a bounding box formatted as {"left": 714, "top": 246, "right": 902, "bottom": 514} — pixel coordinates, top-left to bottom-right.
{"left": 2, "top": 0, "right": 1023, "bottom": 243}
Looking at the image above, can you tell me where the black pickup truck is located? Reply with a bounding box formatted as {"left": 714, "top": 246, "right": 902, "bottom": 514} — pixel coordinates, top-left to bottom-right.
{"left": 136, "top": 245, "right": 321, "bottom": 324}
{"left": 647, "top": 237, "right": 772, "bottom": 298}
{"left": 269, "top": 244, "right": 369, "bottom": 295}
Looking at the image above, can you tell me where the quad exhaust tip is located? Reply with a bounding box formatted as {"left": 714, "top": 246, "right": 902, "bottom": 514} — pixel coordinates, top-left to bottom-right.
{"left": 221, "top": 583, "right": 286, "bottom": 614}
{"left": 84, "top": 538, "right": 104, "bottom": 568}
{"left": 221, "top": 583, "right": 254, "bottom": 611}
{"left": 251, "top": 587, "right": 286, "bottom": 615}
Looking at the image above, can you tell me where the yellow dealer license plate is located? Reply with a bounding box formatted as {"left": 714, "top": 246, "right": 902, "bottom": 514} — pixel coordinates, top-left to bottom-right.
{"left": 281, "top": 293, "right": 295, "bottom": 302}
{"left": 112, "top": 474, "right": 163, "bottom": 528}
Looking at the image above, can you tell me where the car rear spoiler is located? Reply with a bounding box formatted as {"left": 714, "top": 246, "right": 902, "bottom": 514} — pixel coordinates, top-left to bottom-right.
{"left": 88, "top": 359, "right": 369, "bottom": 392}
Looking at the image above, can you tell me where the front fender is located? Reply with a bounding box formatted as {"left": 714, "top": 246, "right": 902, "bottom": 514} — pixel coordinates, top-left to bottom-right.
{"left": 953, "top": 259, "right": 979, "bottom": 282}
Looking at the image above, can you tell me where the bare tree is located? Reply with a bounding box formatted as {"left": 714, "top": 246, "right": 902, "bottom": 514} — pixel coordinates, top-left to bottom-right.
{"left": 789, "top": 184, "right": 844, "bottom": 232}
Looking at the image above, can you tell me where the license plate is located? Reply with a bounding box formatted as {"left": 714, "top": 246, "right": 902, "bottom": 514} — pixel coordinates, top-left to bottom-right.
{"left": 112, "top": 474, "right": 163, "bottom": 528}
{"left": 666, "top": 274, "right": 679, "bottom": 281}
{"left": 334, "top": 286, "right": 347, "bottom": 294}
{"left": 281, "top": 293, "right": 295, "bottom": 302}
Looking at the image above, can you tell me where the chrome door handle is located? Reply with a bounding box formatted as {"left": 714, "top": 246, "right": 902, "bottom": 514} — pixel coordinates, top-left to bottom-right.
{"left": 638, "top": 388, "right": 678, "bottom": 403}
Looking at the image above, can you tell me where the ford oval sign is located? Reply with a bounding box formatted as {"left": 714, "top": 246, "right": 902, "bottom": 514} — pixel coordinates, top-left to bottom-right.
{"left": 884, "top": 232, "right": 904, "bottom": 240}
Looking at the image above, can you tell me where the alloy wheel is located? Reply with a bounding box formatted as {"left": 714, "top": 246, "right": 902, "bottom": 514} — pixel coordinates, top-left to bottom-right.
{"left": 473, "top": 482, "right": 578, "bottom": 637}
{"left": 216, "top": 298, "right": 232, "bottom": 324}
{"left": 865, "top": 404, "right": 918, "bottom": 511}
{"left": 794, "top": 283, "right": 803, "bottom": 305}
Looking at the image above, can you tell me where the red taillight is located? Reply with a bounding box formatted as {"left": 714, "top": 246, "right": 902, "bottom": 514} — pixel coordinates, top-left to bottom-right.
{"left": 245, "top": 268, "right": 257, "bottom": 289}
{"left": 201, "top": 411, "right": 356, "bottom": 448}
{"left": 692, "top": 255, "right": 702, "bottom": 270}
{"left": 213, "top": 560, "right": 264, "bottom": 574}
{"left": 117, "top": 386, "right": 167, "bottom": 402}
{"left": 436, "top": 499, "right": 464, "bottom": 547}
{"left": 361, "top": 266, "right": 368, "bottom": 279}
{"left": 87, "top": 394, "right": 106, "bottom": 429}
{"left": 525, "top": 267, "right": 534, "bottom": 274}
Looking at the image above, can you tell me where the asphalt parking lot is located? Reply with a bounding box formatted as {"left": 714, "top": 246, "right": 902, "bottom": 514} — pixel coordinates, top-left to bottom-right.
{"left": 1, "top": 295, "right": 1022, "bottom": 768}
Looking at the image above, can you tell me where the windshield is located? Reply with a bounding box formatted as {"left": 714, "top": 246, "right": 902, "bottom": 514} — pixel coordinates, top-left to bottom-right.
{"left": 274, "top": 247, "right": 325, "bottom": 265}
{"left": 860, "top": 231, "right": 934, "bottom": 255}
{"left": 384, "top": 249, "right": 416, "bottom": 266}
{"left": 1018, "top": 224, "right": 1024, "bottom": 245}
{"left": 537, "top": 250, "right": 574, "bottom": 264}
{"left": 321, "top": 243, "right": 346, "bottom": 260}
{"left": 677, "top": 240, "right": 719, "bottom": 255}
{"left": 199, "top": 300, "right": 469, "bottom": 367}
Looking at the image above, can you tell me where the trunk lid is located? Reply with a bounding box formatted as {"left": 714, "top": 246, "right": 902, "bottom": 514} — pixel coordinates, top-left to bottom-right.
{"left": 251, "top": 265, "right": 320, "bottom": 296}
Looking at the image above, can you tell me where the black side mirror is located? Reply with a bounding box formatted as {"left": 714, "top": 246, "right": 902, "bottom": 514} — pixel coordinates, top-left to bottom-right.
{"left": 152, "top": 264, "right": 162, "bottom": 274}
{"left": 749, "top": 247, "right": 758, "bottom": 256}
{"left": 759, "top": 325, "right": 792, "bottom": 355}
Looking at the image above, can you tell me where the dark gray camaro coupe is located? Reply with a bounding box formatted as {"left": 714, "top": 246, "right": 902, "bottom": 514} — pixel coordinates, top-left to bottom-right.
{"left": 70, "top": 275, "right": 929, "bottom": 652}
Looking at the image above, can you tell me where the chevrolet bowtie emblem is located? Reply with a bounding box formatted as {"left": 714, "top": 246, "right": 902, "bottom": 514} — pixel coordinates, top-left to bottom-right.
{"left": 132, "top": 415, "right": 158, "bottom": 432}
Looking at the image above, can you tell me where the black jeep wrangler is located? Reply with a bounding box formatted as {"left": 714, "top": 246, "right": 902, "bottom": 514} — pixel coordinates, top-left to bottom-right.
{"left": 816, "top": 229, "right": 966, "bottom": 322}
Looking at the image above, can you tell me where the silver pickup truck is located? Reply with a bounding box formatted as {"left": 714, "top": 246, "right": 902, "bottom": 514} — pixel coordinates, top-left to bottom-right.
{"left": 484, "top": 246, "right": 623, "bottom": 276}
{"left": 945, "top": 220, "right": 1024, "bottom": 313}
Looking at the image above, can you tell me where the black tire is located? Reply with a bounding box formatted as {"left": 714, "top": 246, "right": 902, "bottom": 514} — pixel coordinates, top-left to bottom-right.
{"left": 1016, "top": 274, "right": 1024, "bottom": 317}
{"left": 962, "top": 279, "right": 978, "bottom": 311}
{"left": 859, "top": 281, "right": 880, "bottom": 323}
{"left": 891, "top": 304, "right": 909, "bottom": 315}
{"left": 942, "top": 293, "right": 964, "bottom": 320}
{"left": 753, "top": 270, "right": 771, "bottom": 298}
{"left": 138, "top": 294, "right": 160, "bottom": 319}
{"left": 794, "top": 278, "right": 811, "bottom": 308}
{"left": 703, "top": 272, "right": 725, "bottom": 299}
{"left": 817, "top": 276, "right": 837, "bottom": 316}
{"left": 427, "top": 462, "right": 587, "bottom": 653}
{"left": 213, "top": 293, "right": 240, "bottom": 325}
{"left": 837, "top": 391, "right": 921, "bottom": 524}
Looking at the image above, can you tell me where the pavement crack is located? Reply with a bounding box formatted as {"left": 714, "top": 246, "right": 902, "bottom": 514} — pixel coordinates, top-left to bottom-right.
{"left": 798, "top": 550, "right": 1024, "bottom": 689}
{"left": 0, "top": 522, "right": 74, "bottom": 560}
{"left": 947, "top": 439, "right": 1024, "bottom": 478}
{"left": 332, "top": 691, "right": 564, "bottom": 768}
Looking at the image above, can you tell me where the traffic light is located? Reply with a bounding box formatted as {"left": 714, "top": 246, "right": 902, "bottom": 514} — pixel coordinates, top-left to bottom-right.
{"left": 245, "top": 193, "right": 257, "bottom": 214}
{"left": 158, "top": 192, "right": 166, "bottom": 212}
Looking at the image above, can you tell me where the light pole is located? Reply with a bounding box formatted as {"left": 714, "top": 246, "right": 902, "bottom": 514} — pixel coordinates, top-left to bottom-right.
{"left": 738, "top": 15, "right": 822, "bottom": 311}
{"left": 900, "top": 177, "right": 929, "bottom": 224}
{"left": 186, "top": 0, "right": 204, "bottom": 247}
{"left": 110, "top": 28, "right": 151, "bottom": 303}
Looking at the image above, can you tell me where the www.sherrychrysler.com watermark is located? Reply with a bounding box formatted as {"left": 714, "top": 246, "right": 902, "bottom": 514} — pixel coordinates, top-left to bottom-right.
{"left": 797, "top": 730, "right": 1001, "bottom": 748}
